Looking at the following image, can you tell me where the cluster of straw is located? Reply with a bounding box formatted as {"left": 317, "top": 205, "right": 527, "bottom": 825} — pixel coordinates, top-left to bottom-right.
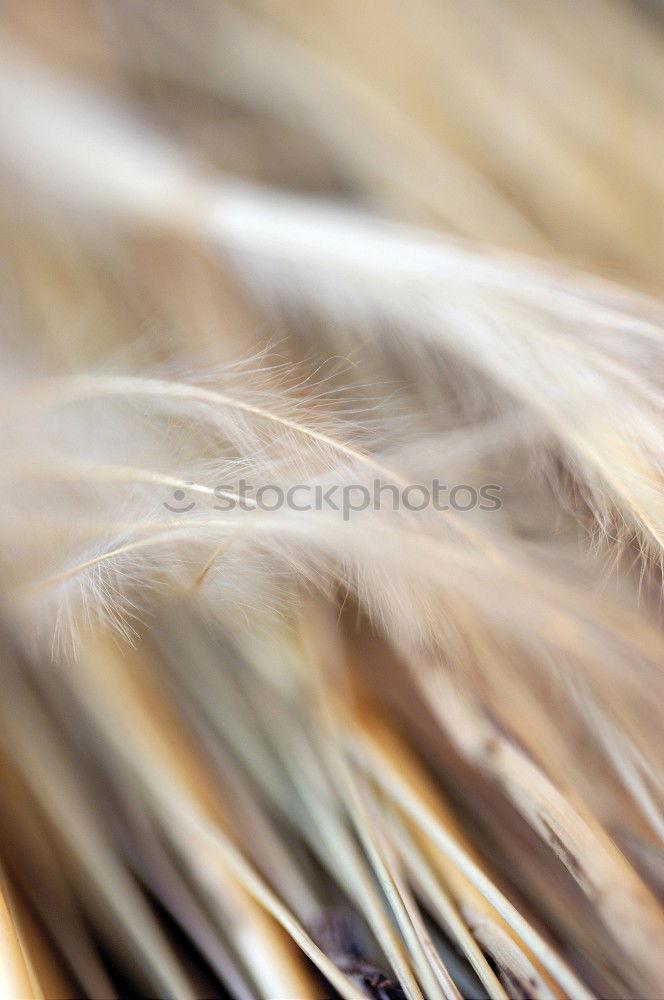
{"left": 1, "top": 2, "right": 664, "bottom": 998}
